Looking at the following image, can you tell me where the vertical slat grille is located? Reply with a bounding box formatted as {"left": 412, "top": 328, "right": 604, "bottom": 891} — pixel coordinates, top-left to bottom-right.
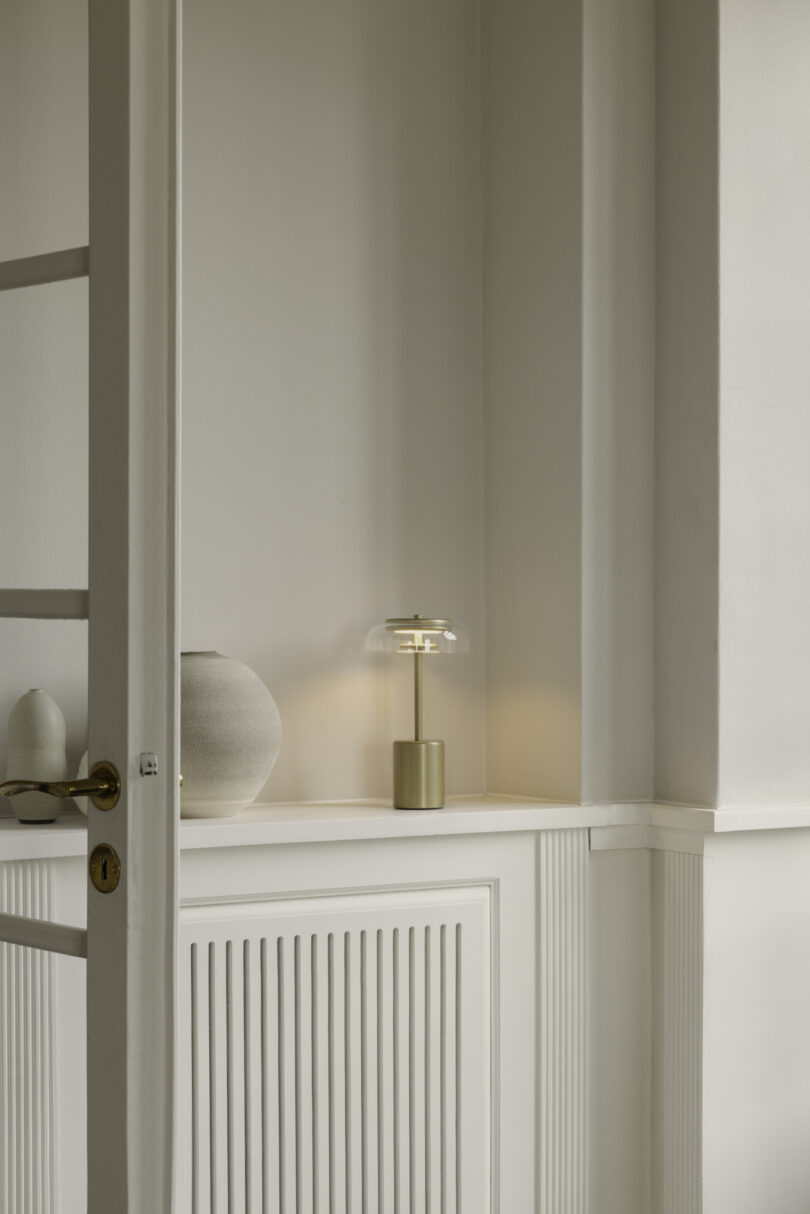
{"left": 180, "top": 889, "right": 489, "bottom": 1213}
{"left": 659, "top": 851, "right": 702, "bottom": 1214}
{"left": 0, "top": 861, "right": 56, "bottom": 1214}
{"left": 537, "top": 830, "right": 589, "bottom": 1214}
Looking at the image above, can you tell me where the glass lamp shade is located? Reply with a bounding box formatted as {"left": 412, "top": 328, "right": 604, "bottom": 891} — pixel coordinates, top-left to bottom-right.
{"left": 366, "top": 616, "right": 469, "bottom": 655}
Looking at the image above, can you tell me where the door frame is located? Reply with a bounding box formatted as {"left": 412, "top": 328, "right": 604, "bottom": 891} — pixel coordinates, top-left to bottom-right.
{"left": 87, "top": 0, "right": 181, "bottom": 1208}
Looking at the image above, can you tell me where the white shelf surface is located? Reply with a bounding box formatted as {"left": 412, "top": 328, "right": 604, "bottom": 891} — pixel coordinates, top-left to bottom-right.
{"left": 0, "top": 797, "right": 642, "bottom": 862}
{"left": 3, "top": 796, "right": 810, "bottom": 863}
{"left": 178, "top": 795, "right": 639, "bottom": 849}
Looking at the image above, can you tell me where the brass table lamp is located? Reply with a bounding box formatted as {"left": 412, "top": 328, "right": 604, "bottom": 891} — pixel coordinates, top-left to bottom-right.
{"left": 367, "top": 614, "right": 468, "bottom": 809}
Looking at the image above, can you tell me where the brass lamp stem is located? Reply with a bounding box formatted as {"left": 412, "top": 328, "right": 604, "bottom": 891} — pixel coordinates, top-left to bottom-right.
{"left": 414, "top": 651, "right": 423, "bottom": 741}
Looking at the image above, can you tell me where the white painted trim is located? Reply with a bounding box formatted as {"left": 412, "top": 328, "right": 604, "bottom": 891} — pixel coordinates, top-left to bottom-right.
{"left": 5, "top": 797, "right": 810, "bottom": 867}
{"left": 649, "top": 826, "right": 708, "bottom": 856}
{"left": 0, "top": 802, "right": 630, "bottom": 864}
{"left": 589, "top": 824, "right": 655, "bottom": 852}
{"left": 0, "top": 912, "right": 87, "bottom": 957}
{"left": 0, "top": 820, "right": 88, "bottom": 862}
{"left": 179, "top": 799, "right": 644, "bottom": 849}
{"left": 622, "top": 801, "right": 810, "bottom": 836}
{"left": 0, "top": 246, "right": 89, "bottom": 292}
{"left": 683, "top": 803, "right": 810, "bottom": 832}
{"left": 181, "top": 799, "right": 810, "bottom": 842}
{"left": 590, "top": 824, "right": 707, "bottom": 856}
{"left": 180, "top": 883, "right": 490, "bottom": 925}
{"left": 0, "top": 589, "right": 89, "bottom": 620}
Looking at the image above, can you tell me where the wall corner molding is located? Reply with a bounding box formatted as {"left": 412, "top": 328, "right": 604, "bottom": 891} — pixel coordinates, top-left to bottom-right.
{"left": 589, "top": 823, "right": 707, "bottom": 856}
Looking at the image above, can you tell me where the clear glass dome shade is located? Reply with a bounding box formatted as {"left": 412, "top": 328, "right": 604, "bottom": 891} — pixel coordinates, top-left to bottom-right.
{"left": 366, "top": 616, "right": 469, "bottom": 655}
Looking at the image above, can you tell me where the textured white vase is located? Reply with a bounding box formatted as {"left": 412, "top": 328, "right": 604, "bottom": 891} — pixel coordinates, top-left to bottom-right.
{"left": 5, "top": 689, "right": 69, "bottom": 824}
{"left": 180, "top": 651, "right": 282, "bottom": 819}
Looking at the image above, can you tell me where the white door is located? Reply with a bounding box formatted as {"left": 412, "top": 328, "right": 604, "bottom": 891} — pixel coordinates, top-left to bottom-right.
{"left": 0, "top": 0, "right": 180, "bottom": 1210}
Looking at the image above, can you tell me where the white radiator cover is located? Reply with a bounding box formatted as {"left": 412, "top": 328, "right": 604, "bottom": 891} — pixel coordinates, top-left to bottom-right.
{"left": 0, "top": 829, "right": 559, "bottom": 1211}
{"left": 176, "top": 886, "right": 491, "bottom": 1214}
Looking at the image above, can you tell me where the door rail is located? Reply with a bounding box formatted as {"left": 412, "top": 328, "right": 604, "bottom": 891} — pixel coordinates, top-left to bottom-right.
{"left": 0, "top": 246, "right": 90, "bottom": 292}
{"left": 0, "top": 589, "right": 89, "bottom": 620}
{"left": 0, "top": 911, "right": 87, "bottom": 957}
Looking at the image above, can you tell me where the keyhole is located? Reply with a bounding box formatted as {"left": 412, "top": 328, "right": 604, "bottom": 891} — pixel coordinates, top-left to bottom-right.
{"left": 90, "top": 844, "right": 120, "bottom": 893}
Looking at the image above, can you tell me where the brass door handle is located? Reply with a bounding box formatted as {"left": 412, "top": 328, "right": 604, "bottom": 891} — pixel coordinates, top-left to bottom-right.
{"left": 0, "top": 760, "right": 120, "bottom": 811}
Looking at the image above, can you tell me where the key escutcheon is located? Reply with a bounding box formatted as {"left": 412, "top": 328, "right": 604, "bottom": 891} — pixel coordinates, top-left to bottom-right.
{"left": 89, "top": 844, "right": 121, "bottom": 894}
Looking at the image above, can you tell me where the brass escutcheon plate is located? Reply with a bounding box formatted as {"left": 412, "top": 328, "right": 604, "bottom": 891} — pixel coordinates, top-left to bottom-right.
{"left": 89, "top": 843, "right": 121, "bottom": 893}
{"left": 90, "top": 760, "right": 121, "bottom": 811}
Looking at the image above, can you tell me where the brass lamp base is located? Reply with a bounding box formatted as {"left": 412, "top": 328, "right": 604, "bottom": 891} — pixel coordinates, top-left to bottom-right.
{"left": 393, "top": 739, "right": 445, "bottom": 810}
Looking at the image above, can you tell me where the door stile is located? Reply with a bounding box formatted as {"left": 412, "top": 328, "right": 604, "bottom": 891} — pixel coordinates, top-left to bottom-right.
{"left": 88, "top": 0, "right": 180, "bottom": 1211}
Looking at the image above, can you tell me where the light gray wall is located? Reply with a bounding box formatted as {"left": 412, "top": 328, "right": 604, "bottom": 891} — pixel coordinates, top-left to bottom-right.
{"left": 0, "top": 0, "right": 89, "bottom": 795}
{"left": 0, "top": 0, "right": 486, "bottom": 805}
{"left": 654, "top": 0, "right": 720, "bottom": 805}
{"left": 5, "top": 0, "right": 659, "bottom": 810}
{"left": 482, "top": 0, "right": 584, "bottom": 801}
{"left": 655, "top": 0, "right": 810, "bottom": 809}
{"left": 703, "top": 830, "right": 810, "bottom": 1210}
{"left": 483, "top": 0, "right": 656, "bottom": 802}
{"left": 182, "top": 0, "right": 486, "bottom": 802}
{"left": 0, "top": 0, "right": 732, "bottom": 819}
{"left": 717, "top": 0, "right": 810, "bottom": 805}
{"left": 581, "top": 0, "right": 655, "bottom": 802}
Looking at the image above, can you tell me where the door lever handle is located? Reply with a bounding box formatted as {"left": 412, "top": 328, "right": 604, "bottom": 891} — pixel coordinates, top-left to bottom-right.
{"left": 0, "top": 760, "right": 120, "bottom": 811}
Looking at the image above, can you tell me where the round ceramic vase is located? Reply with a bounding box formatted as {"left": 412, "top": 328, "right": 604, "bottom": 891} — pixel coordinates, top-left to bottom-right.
{"left": 5, "top": 689, "right": 69, "bottom": 824}
{"left": 180, "top": 651, "right": 282, "bottom": 819}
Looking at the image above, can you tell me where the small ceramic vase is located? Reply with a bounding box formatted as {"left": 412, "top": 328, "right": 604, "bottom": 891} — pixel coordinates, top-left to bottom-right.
{"left": 5, "top": 689, "right": 69, "bottom": 824}
{"left": 180, "top": 651, "right": 282, "bottom": 818}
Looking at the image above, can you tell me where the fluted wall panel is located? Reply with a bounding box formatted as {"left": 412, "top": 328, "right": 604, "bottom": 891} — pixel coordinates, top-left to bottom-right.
{"left": 0, "top": 860, "right": 56, "bottom": 1214}
{"left": 177, "top": 886, "right": 491, "bottom": 1213}
{"left": 656, "top": 851, "right": 702, "bottom": 1214}
{"left": 537, "top": 829, "right": 589, "bottom": 1214}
